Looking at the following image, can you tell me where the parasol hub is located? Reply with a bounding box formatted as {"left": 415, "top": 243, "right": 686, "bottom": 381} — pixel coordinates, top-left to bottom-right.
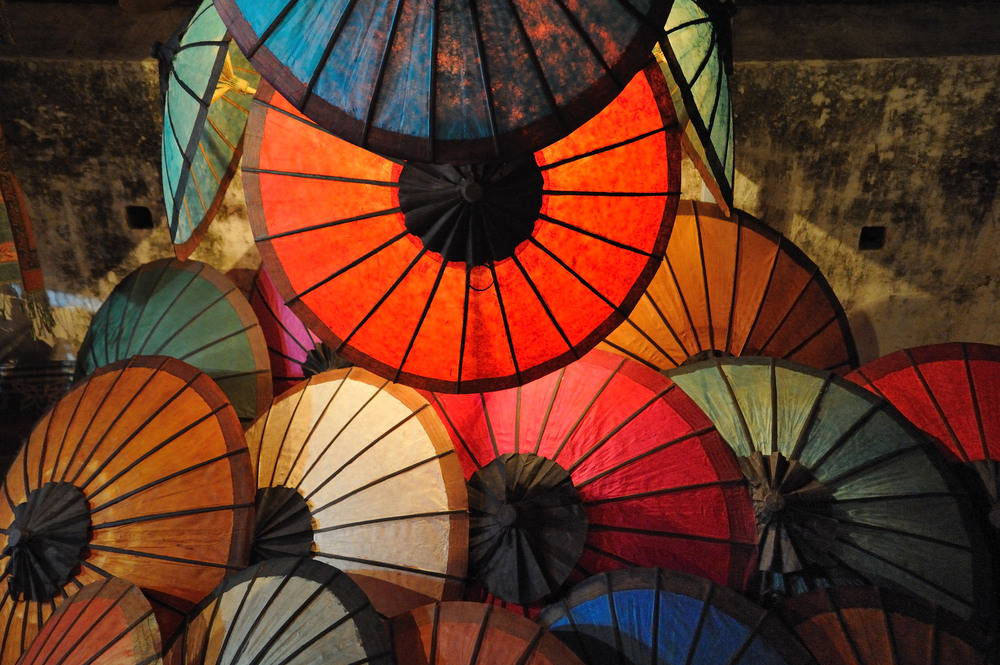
{"left": 398, "top": 160, "right": 542, "bottom": 266}
{"left": 2, "top": 527, "right": 29, "bottom": 549}
{"left": 496, "top": 503, "right": 518, "bottom": 529}
{"left": 762, "top": 491, "right": 785, "bottom": 512}
{"left": 460, "top": 178, "right": 484, "bottom": 203}
{"left": 2, "top": 482, "right": 90, "bottom": 602}
{"left": 739, "top": 451, "right": 836, "bottom": 575}
{"left": 468, "top": 452, "right": 588, "bottom": 604}
{"left": 252, "top": 486, "right": 315, "bottom": 564}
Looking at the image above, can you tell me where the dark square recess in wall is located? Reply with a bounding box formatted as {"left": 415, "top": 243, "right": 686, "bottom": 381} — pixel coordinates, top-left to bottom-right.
{"left": 858, "top": 225, "right": 885, "bottom": 250}
{"left": 125, "top": 205, "right": 154, "bottom": 230}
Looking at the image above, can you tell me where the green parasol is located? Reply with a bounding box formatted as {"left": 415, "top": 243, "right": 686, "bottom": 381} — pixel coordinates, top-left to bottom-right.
{"left": 667, "top": 356, "right": 994, "bottom": 621}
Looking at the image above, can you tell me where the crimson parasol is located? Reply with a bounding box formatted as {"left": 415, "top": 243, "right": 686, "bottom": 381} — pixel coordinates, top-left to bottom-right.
{"left": 426, "top": 349, "right": 756, "bottom": 609}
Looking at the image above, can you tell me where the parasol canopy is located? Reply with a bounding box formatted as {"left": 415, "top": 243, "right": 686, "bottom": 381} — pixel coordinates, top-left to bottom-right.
{"left": 214, "top": 0, "right": 670, "bottom": 163}
{"left": 389, "top": 601, "right": 586, "bottom": 665}
{"left": 0, "top": 356, "right": 254, "bottom": 661}
{"left": 244, "top": 62, "right": 681, "bottom": 393}
{"left": 536, "top": 567, "right": 816, "bottom": 665}
{"left": 16, "top": 577, "right": 161, "bottom": 665}
{"left": 846, "top": 342, "right": 1000, "bottom": 525}
{"left": 777, "top": 586, "right": 993, "bottom": 665}
{"left": 156, "top": 0, "right": 261, "bottom": 259}
{"left": 247, "top": 266, "right": 349, "bottom": 397}
{"left": 244, "top": 366, "right": 468, "bottom": 617}
{"left": 164, "top": 557, "right": 392, "bottom": 665}
{"left": 426, "top": 349, "right": 757, "bottom": 608}
{"left": 666, "top": 356, "right": 994, "bottom": 620}
{"left": 75, "top": 258, "right": 271, "bottom": 424}
{"left": 655, "top": 0, "right": 736, "bottom": 214}
{"left": 599, "top": 201, "right": 858, "bottom": 374}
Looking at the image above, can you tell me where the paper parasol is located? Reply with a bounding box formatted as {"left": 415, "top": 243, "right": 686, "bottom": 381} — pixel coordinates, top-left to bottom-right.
{"left": 247, "top": 266, "right": 349, "bottom": 397}
{"left": 426, "top": 349, "right": 757, "bottom": 608}
{"left": 389, "top": 602, "right": 586, "bottom": 665}
{"left": 537, "top": 567, "right": 816, "bottom": 665}
{"left": 164, "top": 557, "right": 392, "bottom": 665}
{"left": 656, "top": 0, "right": 736, "bottom": 214}
{"left": 75, "top": 258, "right": 271, "bottom": 424}
{"left": 599, "top": 201, "right": 857, "bottom": 374}
{"left": 244, "top": 366, "right": 468, "bottom": 617}
{"left": 214, "top": 0, "right": 669, "bottom": 162}
{"left": 0, "top": 356, "right": 254, "bottom": 661}
{"left": 156, "top": 0, "right": 261, "bottom": 259}
{"left": 667, "top": 356, "right": 994, "bottom": 620}
{"left": 846, "top": 342, "right": 1000, "bottom": 525}
{"left": 242, "top": 62, "right": 680, "bottom": 393}
{"left": 16, "top": 577, "right": 161, "bottom": 665}
{"left": 777, "top": 586, "right": 994, "bottom": 665}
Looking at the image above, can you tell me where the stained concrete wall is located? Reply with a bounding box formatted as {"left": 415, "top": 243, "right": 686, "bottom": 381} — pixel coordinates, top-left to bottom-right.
{"left": 0, "top": 3, "right": 998, "bottom": 367}
{"left": 731, "top": 56, "right": 1000, "bottom": 362}
{"left": 0, "top": 55, "right": 258, "bottom": 355}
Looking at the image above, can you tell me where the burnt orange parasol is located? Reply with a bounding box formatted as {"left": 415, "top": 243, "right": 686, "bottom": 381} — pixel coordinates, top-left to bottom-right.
{"left": 599, "top": 201, "right": 857, "bottom": 374}
{"left": 389, "top": 602, "right": 586, "bottom": 665}
{"left": 777, "top": 586, "right": 994, "bottom": 665}
{"left": 0, "top": 356, "right": 254, "bottom": 660}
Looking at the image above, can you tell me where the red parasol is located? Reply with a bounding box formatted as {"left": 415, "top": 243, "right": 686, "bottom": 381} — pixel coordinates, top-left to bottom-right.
{"left": 846, "top": 342, "right": 1000, "bottom": 524}
{"left": 426, "top": 349, "right": 757, "bottom": 609}
{"left": 0, "top": 356, "right": 254, "bottom": 659}
{"left": 16, "top": 577, "right": 161, "bottom": 665}
{"left": 242, "top": 62, "right": 681, "bottom": 393}
{"left": 389, "top": 602, "right": 586, "bottom": 665}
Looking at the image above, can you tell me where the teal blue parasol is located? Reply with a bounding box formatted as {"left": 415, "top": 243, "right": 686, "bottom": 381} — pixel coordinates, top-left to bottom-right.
{"left": 655, "top": 0, "right": 735, "bottom": 214}
{"left": 156, "top": 0, "right": 260, "bottom": 259}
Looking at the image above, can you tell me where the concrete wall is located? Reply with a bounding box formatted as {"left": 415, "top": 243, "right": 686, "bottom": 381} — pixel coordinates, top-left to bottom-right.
{"left": 0, "top": 55, "right": 258, "bottom": 356}
{"left": 732, "top": 55, "right": 1000, "bottom": 362}
{"left": 0, "top": 3, "right": 998, "bottom": 366}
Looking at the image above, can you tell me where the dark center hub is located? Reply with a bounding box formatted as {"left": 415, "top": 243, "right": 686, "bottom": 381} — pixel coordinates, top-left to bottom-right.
{"left": 739, "top": 451, "right": 837, "bottom": 574}
{"left": 762, "top": 491, "right": 785, "bottom": 512}
{"left": 1, "top": 482, "right": 90, "bottom": 601}
{"left": 398, "top": 160, "right": 543, "bottom": 266}
{"left": 466, "top": 452, "right": 588, "bottom": 605}
{"left": 252, "top": 486, "right": 315, "bottom": 564}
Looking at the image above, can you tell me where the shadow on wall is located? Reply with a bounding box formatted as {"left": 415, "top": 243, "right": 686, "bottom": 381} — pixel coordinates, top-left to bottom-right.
{"left": 731, "top": 56, "right": 1000, "bottom": 356}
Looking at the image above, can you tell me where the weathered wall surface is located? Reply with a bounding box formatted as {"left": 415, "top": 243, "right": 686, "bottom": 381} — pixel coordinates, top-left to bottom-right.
{"left": 0, "top": 56, "right": 257, "bottom": 355}
{"left": 732, "top": 56, "right": 1000, "bottom": 362}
